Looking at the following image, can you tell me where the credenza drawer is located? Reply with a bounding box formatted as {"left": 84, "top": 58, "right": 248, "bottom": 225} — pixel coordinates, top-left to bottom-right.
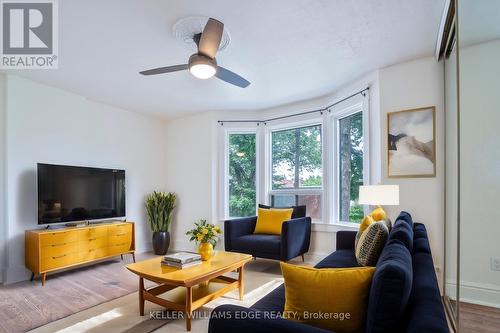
{"left": 78, "top": 237, "right": 108, "bottom": 252}
{"left": 78, "top": 227, "right": 108, "bottom": 240}
{"left": 41, "top": 253, "right": 77, "bottom": 271}
{"left": 108, "top": 224, "right": 132, "bottom": 236}
{"left": 108, "top": 242, "right": 131, "bottom": 255}
{"left": 108, "top": 232, "right": 132, "bottom": 246}
{"left": 41, "top": 243, "right": 77, "bottom": 259}
{"left": 40, "top": 231, "right": 78, "bottom": 247}
{"left": 78, "top": 248, "right": 108, "bottom": 262}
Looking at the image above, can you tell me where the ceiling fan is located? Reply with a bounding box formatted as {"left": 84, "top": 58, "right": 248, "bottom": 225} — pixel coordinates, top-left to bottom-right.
{"left": 140, "top": 18, "right": 250, "bottom": 88}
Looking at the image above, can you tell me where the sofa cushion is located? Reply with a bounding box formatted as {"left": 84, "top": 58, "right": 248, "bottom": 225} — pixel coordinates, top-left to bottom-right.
{"left": 259, "top": 204, "right": 307, "bottom": 219}
{"left": 413, "top": 223, "right": 428, "bottom": 239}
{"left": 315, "top": 249, "right": 359, "bottom": 269}
{"left": 405, "top": 252, "right": 449, "bottom": 333}
{"left": 413, "top": 237, "right": 431, "bottom": 254}
{"left": 356, "top": 221, "right": 389, "bottom": 266}
{"left": 388, "top": 220, "right": 414, "bottom": 252}
{"left": 232, "top": 234, "right": 281, "bottom": 254}
{"left": 366, "top": 239, "right": 413, "bottom": 333}
{"left": 252, "top": 284, "right": 285, "bottom": 312}
{"left": 396, "top": 211, "right": 413, "bottom": 229}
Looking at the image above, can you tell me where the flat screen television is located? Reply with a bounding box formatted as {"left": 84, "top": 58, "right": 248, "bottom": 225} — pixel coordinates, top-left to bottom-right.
{"left": 37, "top": 163, "right": 126, "bottom": 224}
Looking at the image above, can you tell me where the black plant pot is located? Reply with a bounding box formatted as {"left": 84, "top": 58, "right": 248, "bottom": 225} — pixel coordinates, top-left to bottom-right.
{"left": 152, "top": 231, "right": 170, "bottom": 255}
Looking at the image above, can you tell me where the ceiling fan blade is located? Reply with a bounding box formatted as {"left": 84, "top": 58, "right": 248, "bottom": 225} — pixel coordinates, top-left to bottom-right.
{"left": 139, "top": 64, "right": 188, "bottom": 75}
{"left": 198, "top": 18, "right": 223, "bottom": 59}
{"left": 215, "top": 66, "right": 250, "bottom": 88}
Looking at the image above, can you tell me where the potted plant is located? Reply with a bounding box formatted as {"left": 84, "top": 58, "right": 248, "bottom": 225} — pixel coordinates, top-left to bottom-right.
{"left": 145, "top": 191, "right": 176, "bottom": 255}
{"left": 186, "top": 219, "right": 221, "bottom": 261}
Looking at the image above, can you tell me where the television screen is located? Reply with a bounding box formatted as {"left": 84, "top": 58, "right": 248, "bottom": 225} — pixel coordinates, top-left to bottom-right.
{"left": 37, "top": 163, "right": 126, "bottom": 224}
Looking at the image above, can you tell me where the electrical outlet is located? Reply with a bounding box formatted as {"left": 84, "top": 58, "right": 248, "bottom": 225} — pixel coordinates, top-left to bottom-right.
{"left": 491, "top": 257, "right": 500, "bottom": 271}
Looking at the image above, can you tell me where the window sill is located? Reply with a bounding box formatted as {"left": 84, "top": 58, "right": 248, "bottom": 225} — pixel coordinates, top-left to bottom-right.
{"left": 311, "top": 221, "right": 359, "bottom": 233}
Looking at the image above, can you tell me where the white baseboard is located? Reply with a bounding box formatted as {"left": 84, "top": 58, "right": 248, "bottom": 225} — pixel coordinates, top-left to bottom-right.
{"left": 445, "top": 279, "right": 500, "bottom": 308}
{"left": 4, "top": 264, "right": 31, "bottom": 284}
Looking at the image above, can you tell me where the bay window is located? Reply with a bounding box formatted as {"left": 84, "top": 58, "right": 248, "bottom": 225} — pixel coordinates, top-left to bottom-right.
{"left": 221, "top": 92, "right": 368, "bottom": 225}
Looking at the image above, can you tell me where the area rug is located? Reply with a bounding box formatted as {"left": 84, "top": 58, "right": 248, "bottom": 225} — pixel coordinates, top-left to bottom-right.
{"left": 0, "top": 254, "right": 155, "bottom": 333}
{"left": 26, "top": 258, "right": 298, "bottom": 333}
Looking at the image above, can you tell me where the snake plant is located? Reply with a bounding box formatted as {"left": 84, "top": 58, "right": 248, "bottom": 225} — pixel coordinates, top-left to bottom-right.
{"left": 145, "top": 191, "right": 176, "bottom": 232}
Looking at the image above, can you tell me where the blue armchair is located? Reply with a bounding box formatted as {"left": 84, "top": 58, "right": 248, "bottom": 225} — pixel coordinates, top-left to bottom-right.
{"left": 224, "top": 215, "right": 312, "bottom": 261}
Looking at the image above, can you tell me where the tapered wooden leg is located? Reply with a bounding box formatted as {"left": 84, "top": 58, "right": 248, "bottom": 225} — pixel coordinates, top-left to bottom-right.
{"left": 132, "top": 253, "right": 136, "bottom": 263}
{"left": 30, "top": 273, "right": 34, "bottom": 281}
{"left": 120, "top": 254, "right": 123, "bottom": 260}
{"left": 41, "top": 273, "right": 46, "bottom": 286}
{"left": 139, "top": 277, "right": 145, "bottom": 316}
{"left": 301, "top": 254, "right": 305, "bottom": 262}
{"left": 238, "top": 266, "right": 244, "bottom": 301}
{"left": 186, "top": 286, "right": 192, "bottom": 331}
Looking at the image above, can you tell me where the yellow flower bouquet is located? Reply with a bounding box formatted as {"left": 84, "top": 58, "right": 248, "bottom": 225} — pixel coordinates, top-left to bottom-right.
{"left": 186, "top": 219, "right": 222, "bottom": 260}
{"left": 186, "top": 219, "right": 221, "bottom": 246}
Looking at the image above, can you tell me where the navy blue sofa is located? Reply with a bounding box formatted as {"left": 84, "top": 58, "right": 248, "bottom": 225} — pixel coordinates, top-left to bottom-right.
{"left": 224, "top": 208, "right": 311, "bottom": 261}
{"left": 209, "top": 212, "right": 449, "bottom": 333}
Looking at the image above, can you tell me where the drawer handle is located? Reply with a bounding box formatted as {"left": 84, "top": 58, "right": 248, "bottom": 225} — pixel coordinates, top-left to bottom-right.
{"left": 52, "top": 254, "right": 67, "bottom": 259}
{"left": 89, "top": 249, "right": 95, "bottom": 252}
{"left": 51, "top": 243, "right": 66, "bottom": 247}
{"left": 115, "top": 243, "right": 127, "bottom": 246}
{"left": 89, "top": 238, "right": 97, "bottom": 241}
{"left": 115, "top": 233, "right": 127, "bottom": 236}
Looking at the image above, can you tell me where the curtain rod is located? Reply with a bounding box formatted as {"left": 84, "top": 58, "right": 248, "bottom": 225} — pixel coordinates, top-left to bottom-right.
{"left": 218, "top": 87, "right": 369, "bottom": 126}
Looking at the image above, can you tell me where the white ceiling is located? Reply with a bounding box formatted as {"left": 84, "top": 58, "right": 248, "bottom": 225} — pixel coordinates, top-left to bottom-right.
{"left": 5, "top": 0, "right": 446, "bottom": 118}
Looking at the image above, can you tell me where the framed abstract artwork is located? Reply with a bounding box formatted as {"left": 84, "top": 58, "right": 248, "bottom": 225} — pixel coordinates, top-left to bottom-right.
{"left": 387, "top": 106, "right": 436, "bottom": 178}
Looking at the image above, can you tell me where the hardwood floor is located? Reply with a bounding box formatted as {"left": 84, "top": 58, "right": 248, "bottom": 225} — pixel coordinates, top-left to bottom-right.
{"left": 460, "top": 302, "right": 500, "bottom": 333}
{"left": 0, "top": 253, "right": 154, "bottom": 333}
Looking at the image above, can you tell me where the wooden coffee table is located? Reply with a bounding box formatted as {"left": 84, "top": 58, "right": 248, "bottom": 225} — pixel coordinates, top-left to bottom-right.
{"left": 126, "top": 251, "right": 252, "bottom": 331}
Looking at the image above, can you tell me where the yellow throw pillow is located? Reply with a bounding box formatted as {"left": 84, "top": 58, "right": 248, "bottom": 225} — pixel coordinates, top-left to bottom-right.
{"left": 359, "top": 215, "right": 375, "bottom": 233}
{"left": 281, "top": 263, "right": 375, "bottom": 333}
{"left": 254, "top": 208, "right": 293, "bottom": 235}
{"left": 370, "top": 206, "right": 387, "bottom": 221}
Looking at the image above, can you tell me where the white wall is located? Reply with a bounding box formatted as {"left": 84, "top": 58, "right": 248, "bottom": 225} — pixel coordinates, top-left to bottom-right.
{"left": 379, "top": 56, "right": 445, "bottom": 283}
{"left": 163, "top": 111, "right": 218, "bottom": 251}
{"left": 3, "top": 75, "right": 167, "bottom": 284}
{"left": 459, "top": 39, "right": 500, "bottom": 307}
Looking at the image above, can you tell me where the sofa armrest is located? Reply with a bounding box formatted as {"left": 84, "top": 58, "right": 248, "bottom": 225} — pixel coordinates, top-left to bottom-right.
{"left": 224, "top": 216, "right": 257, "bottom": 251}
{"left": 281, "top": 217, "right": 312, "bottom": 261}
{"left": 208, "top": 305, "right": 332, "bottom": 333}
{"left": 336, "top": 230, "right": 357, "bottom": 250}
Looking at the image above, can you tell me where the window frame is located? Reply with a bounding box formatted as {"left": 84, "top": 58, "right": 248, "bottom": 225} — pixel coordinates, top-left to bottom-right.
{"left": 266, "top": 119, "right": 325, "bottom": 221}
{"left": 223, "top": 128, "right": 259, "bottom": 220}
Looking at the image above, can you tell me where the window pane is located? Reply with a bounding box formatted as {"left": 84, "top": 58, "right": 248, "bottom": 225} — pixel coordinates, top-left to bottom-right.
{"left": 272, "top": 125, "right": 322, "bottom": 189}
{"left": 270, "top": 194, "right": 322, "bottom": 219}
{"left": 338, "top": 112, "right": 364, "bottom": 223}
{"left": 228, "top": 133, "right": 256, "bottom": 217}
{"left": 271, "top": 195, "right": 296, "bottom": 207}
{"left": 298, "top": 195, "right": 321, "bottom": 219}
{"left": 299, "top": 126, "right": 323, "bottom": 188}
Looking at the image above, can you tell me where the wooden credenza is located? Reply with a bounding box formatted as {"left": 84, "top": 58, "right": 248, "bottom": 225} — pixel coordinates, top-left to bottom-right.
{"left": 25, "top": 222, "right": 135, "bottom": 285}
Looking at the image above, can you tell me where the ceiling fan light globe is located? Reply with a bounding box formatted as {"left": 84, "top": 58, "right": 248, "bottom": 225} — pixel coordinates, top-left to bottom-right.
{"left": 189, "top": 63, "right": 216, "bottom": 79}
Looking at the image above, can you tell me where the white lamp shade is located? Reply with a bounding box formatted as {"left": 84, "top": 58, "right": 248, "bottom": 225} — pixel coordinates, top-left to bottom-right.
{"left": 359, "top": 185, "right": 399, "bottom": 206}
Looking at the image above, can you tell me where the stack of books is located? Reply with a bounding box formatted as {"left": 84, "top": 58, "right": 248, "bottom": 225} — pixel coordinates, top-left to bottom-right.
{"left": 162, "top": 252, "right": 202, "bottom": 269}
